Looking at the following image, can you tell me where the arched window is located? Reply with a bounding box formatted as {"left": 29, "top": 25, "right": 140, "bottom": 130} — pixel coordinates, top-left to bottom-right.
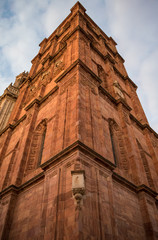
{"left": 25, "top": 119, "right": 47, "bottom": 175}
{"left": 3, "top": 141, "right": 19, "bottom": 189}
{"left": 136, "top": 139, "right": 155, "bottom": 189}
{"left": 97, "top": 64, "right": 108, "bottom": 89}
{"left": 108, "top": 119, "right": 129, "bottom": 172}
{"left": 108, "top": 119, "right": 117, "bottom": 165}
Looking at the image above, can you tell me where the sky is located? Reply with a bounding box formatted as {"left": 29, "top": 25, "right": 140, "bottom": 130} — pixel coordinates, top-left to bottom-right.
{"left": 0, "top": 0, "right": 158, "bottom": 132}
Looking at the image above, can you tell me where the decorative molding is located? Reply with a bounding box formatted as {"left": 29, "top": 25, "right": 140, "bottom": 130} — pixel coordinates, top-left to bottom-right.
{"left": 0, "top": 172, "right": 44, "bottom": 199}
{"left": 99, "top": 85, "right": 131, "bottom": 112}
{"left": 0, "top": 86, "right": 58, "bottom": 136}
{"left": 0, "top": 115, "right": 26, "bottom": 136}
{"left": 112, "top": 172, "right": 157, "bottom": 198}
{"left": 25, "top": 85, "right": 59, "bottom": 111}
{"left": 116, "top": 98, "right": 131, "bottom": 111}
{"left": 90, "top": 42, "right": 115, "bottom": 64}
{"left": 71, "top": 170, "right": 85, "bottom": 210}
{"left": 113, "top": 66, "right": 137, "bottom": 89}
{"left": 0, "top": 147, "right": 157, "bottom": 202}
{"left": 130, "top": 114, "right": 158, "bottom": 138}
{"left": 41, "top": 140, "right": 116, "bottom": 171}
{"left": 55, "top": 58, "right": 102, "bottom": 85}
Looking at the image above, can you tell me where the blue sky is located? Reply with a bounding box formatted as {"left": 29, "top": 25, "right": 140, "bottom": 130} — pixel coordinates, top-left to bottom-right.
{"left": 0, "top": 0, "right": 158, "bottom": 132}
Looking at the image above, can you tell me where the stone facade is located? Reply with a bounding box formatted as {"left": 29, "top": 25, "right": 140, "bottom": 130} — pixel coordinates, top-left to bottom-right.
{"left": 0, "top": 2, "right": 158, "bottom": 239}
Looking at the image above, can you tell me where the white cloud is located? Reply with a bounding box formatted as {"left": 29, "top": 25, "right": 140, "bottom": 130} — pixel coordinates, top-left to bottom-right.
{"left": 0, "top": 0, "right": 75, "bottom": 92}
{"left": 0, "top": 0, "right": 157, "bottom": 132}
{"left": 103, "top": 0, "right": 158, "bottom": 132}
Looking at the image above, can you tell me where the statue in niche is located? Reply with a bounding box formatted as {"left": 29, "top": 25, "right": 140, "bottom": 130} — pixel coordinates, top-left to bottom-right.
{"left": 113, "top": 81, "right": 125, "bottom": 99}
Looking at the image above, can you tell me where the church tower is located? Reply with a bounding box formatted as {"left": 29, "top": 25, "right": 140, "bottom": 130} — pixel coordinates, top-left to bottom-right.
{"left": 0, "top": 2, "right": 158, "bottom": 239}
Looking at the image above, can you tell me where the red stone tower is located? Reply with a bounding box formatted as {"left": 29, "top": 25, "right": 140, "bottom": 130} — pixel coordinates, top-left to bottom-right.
{"left": 0, "top": 2, "right": 158, "bottom": 239}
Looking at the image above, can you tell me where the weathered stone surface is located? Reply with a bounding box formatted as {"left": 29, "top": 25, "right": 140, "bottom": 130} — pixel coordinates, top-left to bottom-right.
{"left": 0, "top": 2, "right": 158, "bottom": 240}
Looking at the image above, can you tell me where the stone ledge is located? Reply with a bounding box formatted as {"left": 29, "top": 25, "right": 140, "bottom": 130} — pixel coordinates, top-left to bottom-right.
{"left": 55, "top": 58, "right": 102, "bottom": 84}
{"left": 130, "top": 114, "right": 158, "bottom": 138}
{"left": 40, "top": 140, "right": 116, "bottom": 171}
{"left": 113, "top": 172, "right": 157, "bottom": 198}
{"left": 0, "top": 115, "right": 27, "bottom": 136}
{"left": 1, "top": 143, "right": 157, "bottom": 201}
{"left": 0, "top": 172, "right": 44, "bottom": 199}
{"left": 24, "top": 85, "right": 59, "bottom": 111}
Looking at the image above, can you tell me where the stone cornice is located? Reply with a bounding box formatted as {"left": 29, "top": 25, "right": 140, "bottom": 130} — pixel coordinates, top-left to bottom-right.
{"left": 49, "top": 42, "right": 67, "bottom": 62}
{"left": 124, "top": 76, "right": 137, "bottom": 89}
{"left": 99, "top": 86, "right": 132, "bottom": 112}
{"left": 2, "top": 59, "right": 153, "bottom": 140}
{"left": 109, "top": 37, "right": 117, "bottom": 46}
{"left": 0, "top": 172, "right": 44, "bottom": 198}
{"left": 113, "top": 172, "right": 157, "bottom": 198}
{"left": 24, "top": 85, "right": 59, "bottom": 111}
{"left": 0, "top": 92, "right": 17, "bottom": 101}
{"left": 99, "top": 87, "right": 158, "bottom": 132}
{"left": 103, "top": 40, "right": 116, "bottom": 57}
{"left": 104, "top": 53, "right": 115, "bottom": 64}
{"left": 130, "top": 114, "right": 158, "bottom": 138}
{"left": 84, "top": 13, "right": 110, "bottom": 42}
{"left": 55, "top": 59, "right": 102, "bottom": 84}
{"left": 0, "top": 115, "right": 27, "bottom": 136}
{"left": 24, "top": 99, "right": 40, "bottom": 111}
{"left": 115, "top": 52, "right": 125, "bottom": 63}
{"left": 39, "top": 37, "right": 47, "bottom": 47}
{"left": 31, "top": 52, "right": 42, "bottom": 64}
{"left": 0, "top": 85, "right": 59, "bottom": 136}
{"left": 60, "top": 24, "right": 137, "bottom": 90}
{"left": 28, "top": 43, "right": 67, "bottom": 85}
{"left": 112, "top": 172, "right": 137, "bottom": 192}
{"left": 113, "top": 66, "right": 137, "bottom": 89}
{"left": 78, "top": 59, "right": 102, "bottom": 84}
{"left": 98, "top": 86, "right": 116, "bottom": 104}
{"left": 90, "top": 43, "right": 115, "bottom": 64}
{"left": 99, "top": 89, "right": 157, "bottom": 136}
{"left": 1, "top": 141, "right": 157, "bottom": 200}
{"left": 116, "top": 98, "right": 132, "bottom": 111}
{"left": 0, "top": 84, "right": 19, "bottom": 101}
{"left": 137, "top": 184, "right": 157, "bottom": 198}
{"left": 0, "top": 185, "right": 19, "bottom": 198}
{"left": 40, "top": 140, "right": 116, "bottom": 171}
{"left": 29, "top": 24, "right": 137, "bottom": 94}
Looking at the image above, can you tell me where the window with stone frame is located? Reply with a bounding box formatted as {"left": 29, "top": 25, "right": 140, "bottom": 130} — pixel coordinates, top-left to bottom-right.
{"left": 108, "top": 118, "right": 129, "bottom": 172}
{"left": 25, "top": 119, "right": 47, "bottom": 175}
{"left": 3, "top": 140, "right": 19, "bottom": 189}
{"left": 136, "top": 139, "right": 155, "bottom": 190}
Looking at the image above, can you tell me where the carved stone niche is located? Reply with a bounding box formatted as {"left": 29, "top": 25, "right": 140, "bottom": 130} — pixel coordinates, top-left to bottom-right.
{"left": 113, "top": 80, "right": 125, "bottom": 99}
{"left": 71, "top": 170, "right": 85, "bottom": 210}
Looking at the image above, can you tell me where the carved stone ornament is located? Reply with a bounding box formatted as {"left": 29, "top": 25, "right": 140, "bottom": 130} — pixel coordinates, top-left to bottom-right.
{"left": 40, "top": 71, "right": 50, "bottom": 86}
{"left": 53, "top": 59, "right": 65, "bottom": 77}
{"left": 71, "top": 170, "right": 85, "bottom": 210}
{"left": 113, "top": 81, "right": 124, "bottom": 99}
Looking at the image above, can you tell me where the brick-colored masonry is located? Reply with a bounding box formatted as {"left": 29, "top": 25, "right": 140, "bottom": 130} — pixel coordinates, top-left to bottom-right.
{"left": 0, "top": 2, "right": 158, "bottom": 239}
